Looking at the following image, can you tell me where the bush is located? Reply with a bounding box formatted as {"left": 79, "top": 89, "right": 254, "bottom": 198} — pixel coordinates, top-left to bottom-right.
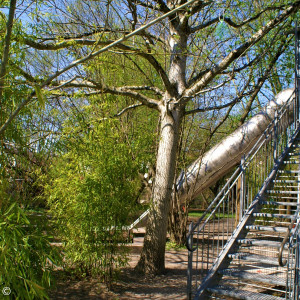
{"left": 46, "top": 120, "right": 141, "bottom": 286}
{"left": 0, "top": 192, "right": 60, "bottom": 299}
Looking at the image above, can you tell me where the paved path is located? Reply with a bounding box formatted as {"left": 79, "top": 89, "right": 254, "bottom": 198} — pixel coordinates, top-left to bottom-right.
{"left": 50, "top": 235, "right": 188, "bottom": 299}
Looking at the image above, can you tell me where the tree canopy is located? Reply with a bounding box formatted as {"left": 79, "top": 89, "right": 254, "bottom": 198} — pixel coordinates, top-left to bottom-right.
{"left": 0, "top": 0, "right": 299, "bottom": 279}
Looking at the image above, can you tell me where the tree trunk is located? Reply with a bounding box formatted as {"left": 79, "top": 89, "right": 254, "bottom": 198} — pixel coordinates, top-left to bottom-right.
{"left": 136, "top": 9, "right": 188, "bottom": 274}
{"left": 136, "top": 104, "right": 183, "bottom": 274}
{"left": 168, "top": 192, "right": 188, "bottom": 246}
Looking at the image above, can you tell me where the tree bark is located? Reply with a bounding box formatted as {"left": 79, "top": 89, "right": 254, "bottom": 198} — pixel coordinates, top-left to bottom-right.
{"left": 136, "top": 103, "right": 183, "bottom": 274}
{"left": 0, "top": 0, "right": 17, "bottom": 121}
{"left": 168, "top": 193, "right": 188, "bottom": 245}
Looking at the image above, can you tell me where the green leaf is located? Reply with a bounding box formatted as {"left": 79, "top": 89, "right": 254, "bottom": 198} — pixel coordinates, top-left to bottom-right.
{"left": 34, "top": 85, "right": 46, "bottom": 109}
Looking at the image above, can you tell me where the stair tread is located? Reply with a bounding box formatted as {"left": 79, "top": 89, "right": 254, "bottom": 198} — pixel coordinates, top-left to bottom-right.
{"left": 245, "top": 225, "right": 287, "bottom": 233}
{"left": 267, "top": 190, "right": 300, "bottom": 194}
{"left": 218, "top": 268, "right": 286, "bottom": 286}
{"left": 260, "top": 201, "right": 300, "bottom": 206}
{"left": 273, "top": 179, "right": 300, "bottom": 183}
{"left": 237, "top": 239, "right": 285, "bottom": 248}
{"left": 272, "top": 186, "right": 299, "bottom": 188}
{"left": 228, "top": 253, "right": 279, "bottom": 265}
{"left": 278, "top": 170, "right": 300, "bottom": 173}
{"left": 252, "top": 213, "right": 295, "bottom": 219}
{"left": 207, "top": 285, "right": 285, "bottom": 300}
{"left": 267, "top": 196, "right": 299, "bottom": 200}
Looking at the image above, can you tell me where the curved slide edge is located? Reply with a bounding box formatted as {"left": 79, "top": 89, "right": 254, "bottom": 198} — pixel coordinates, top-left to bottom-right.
{"left": 176, "top": 88, "right": 294, "bottom": 204}
{"left": 129, "top": 88, "right": 294, "bottom": 228}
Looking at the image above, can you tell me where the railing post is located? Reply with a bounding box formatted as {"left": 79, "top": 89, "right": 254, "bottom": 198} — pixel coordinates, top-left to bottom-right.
{"left": 187, "top": 221, "right": 193, "bottom": 300}
{"left": 273, "top": 110, "right": 278, "bottom": 163}
{"left": 294, "top": 232, "right": 300, "bottom": 300}
{"left": 295, "top": 22, "right": 299, "bottom": 123}
{"left": 239, "top": 156, "right": 245, "bottom": 221}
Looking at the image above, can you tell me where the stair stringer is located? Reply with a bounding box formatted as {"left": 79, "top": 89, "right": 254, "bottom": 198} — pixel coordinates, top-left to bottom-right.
{"left": 196, "top": 200, "right": 259, "bottom": 299}
{"left": 195, "top": 129, "right": 300, "bottom": 300}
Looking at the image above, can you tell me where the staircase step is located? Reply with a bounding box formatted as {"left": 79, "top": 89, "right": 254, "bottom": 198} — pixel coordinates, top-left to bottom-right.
{"left": 267, "top": 190, "right": 300, "bottom": 194}
{"left": 267, "top": 196, "right": 298, "bottom": 200}
{"left": 252, "top": 213, "right": 295, "bottom": 219}
{"left": 278, "top": 170, "right": 300, "bottom": 173}
{"left": 228, "top": 253, "right": 279, "bottom": 265}
{"left": 273, "top": 179, "right": 300, "bottom": 183}
{"left": 245, "top": 225, "right": 288, "bottom": 233}
{"left": 237, "top": 239, "right": 284, "bottom": 248}
{"left": 276, "top": 176, "right": 300, "bottom": 179}
{"left": 207, "top": 285, "right": 285, "bottom": 300}
{"left": 271, "top": 185, "right": 299, "bottom": 188}
{"left": 260, "top": 200, "right": 300, "bottom": 206}
{"left": 218, "top": 268, "right": 286, "bottom": 286}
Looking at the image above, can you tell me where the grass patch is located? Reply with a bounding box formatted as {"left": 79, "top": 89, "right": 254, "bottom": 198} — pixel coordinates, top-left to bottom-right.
{"left": 165, "top": 241, "right": 186, "bottom": 251}
{"left": 188, "top": 212, "right": 235, "bottom": 218}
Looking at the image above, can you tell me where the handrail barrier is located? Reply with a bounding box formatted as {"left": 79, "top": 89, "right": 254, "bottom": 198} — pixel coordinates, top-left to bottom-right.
{"left": 278, "top": 207, "right": 300, "bottom": 267}
{"left": 186, "top": 89, "right": 298, "bottom": 299}
{"left": 286, "top": 215, "right": 300, "bottom": 299}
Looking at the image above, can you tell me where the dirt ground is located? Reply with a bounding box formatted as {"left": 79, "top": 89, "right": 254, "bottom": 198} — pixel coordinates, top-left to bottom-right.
{"left": 49, "top": 237, "right": 188, "bottom": 300}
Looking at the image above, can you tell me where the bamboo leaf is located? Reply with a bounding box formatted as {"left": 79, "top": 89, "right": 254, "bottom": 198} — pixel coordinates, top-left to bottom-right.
{"left": 34, "top": 85, "right": 46, "bottom": 109}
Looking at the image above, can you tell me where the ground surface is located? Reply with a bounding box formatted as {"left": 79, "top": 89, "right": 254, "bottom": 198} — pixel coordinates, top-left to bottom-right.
{"left": 50, "top": 236, "right": 188, "bottom": 300}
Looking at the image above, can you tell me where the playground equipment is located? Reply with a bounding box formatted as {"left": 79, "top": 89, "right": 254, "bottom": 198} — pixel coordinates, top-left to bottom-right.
{"left": 186, "top": 24, "right": 300, "bottom": 300}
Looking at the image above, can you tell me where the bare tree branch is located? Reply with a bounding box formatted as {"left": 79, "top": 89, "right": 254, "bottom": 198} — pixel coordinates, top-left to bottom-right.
{"left": 239, "top": 37, "right": 291, "bottom": 125}
{"left": 190, "top": 4, "right": 288, "bottom": 33}
{"left": 184, "top": 0, "right": 213, "bottom": 21}
{"left": 0, "top": 0, "right": 17, "bottom": 98}
{"left": 47, "top": 80, "right": 160, "bottom": 109}
{"left": 183, "top": 1, "right": 300, "bottom": 99}
{"left": 116, "top": 103, "right": 144, "bottom": 116}
{"left": 51, "top": 79, "right": 164, "bottom": 98}
{"left": 23, "top": 37, "right": 173, "bottom": 94}
{"left": 184, "top": 90, "right": 253, "bottom": 115}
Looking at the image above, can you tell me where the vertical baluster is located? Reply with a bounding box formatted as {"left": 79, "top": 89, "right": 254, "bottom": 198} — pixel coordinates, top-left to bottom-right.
{"left": 195, "top": 224, "right": 199, "bottom": 292}
{"left": 294, "top": 232, "right": 300, "bottom": 299}
{"left": 201, "top": 220, "right": 204, "bottom": 277}
{"left": 240, "top": 157, "right": 245, "bottom": 221}
{"left": 274, "top": 110, "right": 278, "bottom": 164}
{"left": 226, "top": 188, "right": 229, "bottom": 242}
{"left": 217, "top": 199, "right": 220, "bottom": 256}
{"left": 232, "top": 181, "right": 235, "bottom": 232}
{"left": 187, "top": 222, "right": 193, "bottom": 300}
{"left": 207, "top": 221, "right": 210, "bottom": 271}
{"left": 222, "top": 191, "right": 225, "bottom": 249}
{"left": 212, "top": 207, "right": 215, "bottom": 262}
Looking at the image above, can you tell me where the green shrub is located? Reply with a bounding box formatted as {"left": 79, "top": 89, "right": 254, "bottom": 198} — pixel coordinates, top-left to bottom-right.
{"left": 46, "top": 120, "right": 141, "bottom": 286}
{"left": 0, "top": 193, "right": 61, "bottom": 299}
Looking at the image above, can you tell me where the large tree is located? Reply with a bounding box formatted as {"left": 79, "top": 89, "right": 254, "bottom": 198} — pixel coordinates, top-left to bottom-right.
{"left": 1, "top": 0, "right": 299, "bottom": 275}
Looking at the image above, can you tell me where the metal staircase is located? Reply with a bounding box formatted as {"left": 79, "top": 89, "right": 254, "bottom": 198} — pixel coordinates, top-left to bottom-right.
{"left": 186, "top": 25, "right": 300, "bottom": 300}
{"left": 206, "top": 139, "right": 300, "bottom": 300}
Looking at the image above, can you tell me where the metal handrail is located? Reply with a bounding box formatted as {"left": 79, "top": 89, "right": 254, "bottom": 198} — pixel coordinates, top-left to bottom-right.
{"left": 188, "top": 24, "right": 300, "bottom": 300}
{"left": 186, "top": 167, "right": 242, "bottom": 251}
{"left": 126, "top": 208, "right": 149, "bottom": 230}
{"left": 186, "top": 90, "right": 296, "bottom": 252}
{"left": 278, "top": 207, "right": 300, "bottom": 267}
